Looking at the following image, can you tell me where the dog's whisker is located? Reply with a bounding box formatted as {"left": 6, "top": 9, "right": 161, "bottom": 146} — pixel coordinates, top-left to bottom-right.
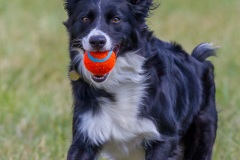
{"left": 71, "top": 38, "right": 82, "bottom": 42}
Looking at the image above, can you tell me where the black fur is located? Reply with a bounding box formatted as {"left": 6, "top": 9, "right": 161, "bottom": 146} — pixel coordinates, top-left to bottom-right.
{"left": 64, "top": 0, "right": 217, "bottom": 159}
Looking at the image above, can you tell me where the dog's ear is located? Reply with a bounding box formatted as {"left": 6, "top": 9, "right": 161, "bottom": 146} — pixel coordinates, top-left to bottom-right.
{"left": 128, "top": 0, "right": 154, "bottom": 20}
{"left": 64, "top": 0, "right": 79, "bottom": 16}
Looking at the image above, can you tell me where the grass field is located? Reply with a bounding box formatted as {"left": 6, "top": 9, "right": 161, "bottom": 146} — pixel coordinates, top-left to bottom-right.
{"left": 0, "top": 0, "right": 240, "bottom": 159}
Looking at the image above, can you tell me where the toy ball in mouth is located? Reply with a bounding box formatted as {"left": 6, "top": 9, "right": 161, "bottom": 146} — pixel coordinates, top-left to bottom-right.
{"left": 83, "top": 50, "right": 116, "bottom": 77}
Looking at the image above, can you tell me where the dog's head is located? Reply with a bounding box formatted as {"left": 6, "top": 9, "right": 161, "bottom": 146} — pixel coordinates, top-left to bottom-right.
{"left": 64, "top": 0, "right": 153, "bottom": 84}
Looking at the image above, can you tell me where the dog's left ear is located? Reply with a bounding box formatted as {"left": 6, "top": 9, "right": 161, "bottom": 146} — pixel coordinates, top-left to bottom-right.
{"left": 128, "top": 0, "right": 154, "bottom": 20}
{"left": 64, "top": 0, "right": 79, "bottom": 16}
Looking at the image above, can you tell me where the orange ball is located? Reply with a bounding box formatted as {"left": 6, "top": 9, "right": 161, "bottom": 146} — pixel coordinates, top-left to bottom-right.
{"left": 83, "top": 50, "right": 116, "bottom": 75}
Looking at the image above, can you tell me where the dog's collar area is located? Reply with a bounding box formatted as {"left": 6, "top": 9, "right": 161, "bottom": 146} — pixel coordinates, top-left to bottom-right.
{"left": 69, "top": 70, "right": 81, "bottom": 81}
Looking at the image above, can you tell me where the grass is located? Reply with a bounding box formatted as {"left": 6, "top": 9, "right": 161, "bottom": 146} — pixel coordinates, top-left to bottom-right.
{"left": 0, "top": 0, "right": 239, "bottom": 159}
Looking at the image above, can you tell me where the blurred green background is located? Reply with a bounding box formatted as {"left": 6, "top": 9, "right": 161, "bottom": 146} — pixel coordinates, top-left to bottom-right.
{"left": 0, "top": 0, "right": 239, "bottom": 159}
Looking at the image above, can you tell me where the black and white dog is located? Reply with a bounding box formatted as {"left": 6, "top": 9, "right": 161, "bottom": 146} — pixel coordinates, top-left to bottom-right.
{"left": 64, "top": 0, "right": 218, "bottom": 159}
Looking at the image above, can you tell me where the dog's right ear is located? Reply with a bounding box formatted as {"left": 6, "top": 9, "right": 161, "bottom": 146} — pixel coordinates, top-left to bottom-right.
{"left": 64, "top": 0, "right": 79, "bottom": 16}
{"left": 127, "top": 0, "right": 154, "bottom": 20}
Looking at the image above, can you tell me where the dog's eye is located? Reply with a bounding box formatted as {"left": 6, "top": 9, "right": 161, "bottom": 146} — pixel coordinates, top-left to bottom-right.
{"left": 82, "top": 17, "right": 90, "bottom": 23}
{"left": 111, "top": 16, "right": 121, "bottom": 23}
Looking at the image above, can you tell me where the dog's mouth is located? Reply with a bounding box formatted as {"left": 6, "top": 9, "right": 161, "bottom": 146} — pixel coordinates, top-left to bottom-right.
{"left": 113, "top": 44, "right": 121, "bottom": 55}
{"left": 91, "top": 74, "right": 109, "bottom": 83}
{"left": 87, "top": 44, "right": 121, "bottom": 83}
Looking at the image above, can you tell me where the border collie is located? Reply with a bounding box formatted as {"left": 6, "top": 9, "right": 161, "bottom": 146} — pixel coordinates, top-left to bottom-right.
{"left": 64, "top": 0, "right": 218, "bottom": 159}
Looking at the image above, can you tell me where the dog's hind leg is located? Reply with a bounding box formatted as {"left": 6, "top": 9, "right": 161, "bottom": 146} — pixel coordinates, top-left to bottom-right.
{"left": 184, "top": 63, "right": 218, "bottom": 160}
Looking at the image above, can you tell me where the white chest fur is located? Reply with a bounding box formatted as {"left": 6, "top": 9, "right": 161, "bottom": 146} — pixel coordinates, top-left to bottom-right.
{"left": 78, "top": 53, "right": 161, "bottom": 159}
{"left": 80, "top": 86, "right": 160, "bottom": 159}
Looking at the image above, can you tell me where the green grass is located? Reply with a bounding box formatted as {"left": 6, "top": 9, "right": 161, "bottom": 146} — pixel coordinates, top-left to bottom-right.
{"left": 0, "top": 0, "right": 239, "bottom": 159}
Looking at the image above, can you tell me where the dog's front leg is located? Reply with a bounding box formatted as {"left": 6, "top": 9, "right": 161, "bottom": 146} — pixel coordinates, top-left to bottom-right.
{"left": 67, "top": 136, "right": 101, "bottom": 160}
{"left": 145, "top": 138, "right": 178, "bottom": 160}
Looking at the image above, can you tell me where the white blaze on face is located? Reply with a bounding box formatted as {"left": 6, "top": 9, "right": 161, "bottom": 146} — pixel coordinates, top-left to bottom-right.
{"left": 97, "top": 0, "right": 102, "bottom": 27}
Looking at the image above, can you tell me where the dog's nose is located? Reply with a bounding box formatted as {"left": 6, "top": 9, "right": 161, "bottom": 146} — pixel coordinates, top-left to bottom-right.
{"left": 89, "top": 35, "right": 106, "bottom": 49}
